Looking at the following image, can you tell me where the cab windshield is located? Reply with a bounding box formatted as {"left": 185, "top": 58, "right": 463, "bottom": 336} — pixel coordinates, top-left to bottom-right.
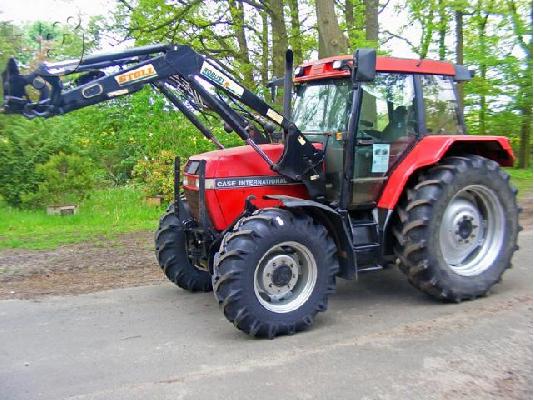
{"left": 292, "top": 79, "right": 351, "bottom": 133}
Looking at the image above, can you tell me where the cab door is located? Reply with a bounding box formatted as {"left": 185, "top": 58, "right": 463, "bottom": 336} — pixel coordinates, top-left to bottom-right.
{"left": 350, "top": 73, "right": 419, "bottom": 207}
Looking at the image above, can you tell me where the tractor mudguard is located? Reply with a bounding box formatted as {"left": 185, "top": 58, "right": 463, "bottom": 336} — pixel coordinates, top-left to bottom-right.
{"left": 265, "top": 195, "right": 356, "bottom": 280}
{"left": 378, "top": 135, "right": 515, "bottom": 210}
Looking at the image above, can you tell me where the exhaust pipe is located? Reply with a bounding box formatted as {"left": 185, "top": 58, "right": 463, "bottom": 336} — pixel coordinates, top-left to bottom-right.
{"left": 283, "top": 49, "right": 294, "bottom": 119}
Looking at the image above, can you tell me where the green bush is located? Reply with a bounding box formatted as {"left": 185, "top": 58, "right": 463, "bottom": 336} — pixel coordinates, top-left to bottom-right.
{"left": 133, "top": 150, "right": 175, "bottom": 202}
{"left": 21, "top": 153, "right": 97, "bottom": 207}
{"left": 0, "top": 116, "right": 76, "bottom": 206}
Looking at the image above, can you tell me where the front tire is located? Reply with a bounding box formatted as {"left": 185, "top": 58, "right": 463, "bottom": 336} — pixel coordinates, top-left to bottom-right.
{"left": 155, "top": 204, "right": 212, "bottom": 292}
{"left": 213, "top": 208, "right": 339, "bottom": 338}
{"left": 394, "top": 155, "right": 520, "bottom": 302}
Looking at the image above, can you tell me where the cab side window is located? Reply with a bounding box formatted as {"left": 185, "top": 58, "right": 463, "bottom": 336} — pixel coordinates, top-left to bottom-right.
{"left": 422, "top": 75, "right": 462, "bottom": 134}
{"left": 351, "top": 74, "right": 418, "bottom": 206}
{"left": 359, "top": 73, "right": 417, "bottom": 142}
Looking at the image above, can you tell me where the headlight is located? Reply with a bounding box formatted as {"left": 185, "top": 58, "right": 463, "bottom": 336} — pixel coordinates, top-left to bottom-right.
{"left": 332, "top": 60, "right": 344, "bottom": 69}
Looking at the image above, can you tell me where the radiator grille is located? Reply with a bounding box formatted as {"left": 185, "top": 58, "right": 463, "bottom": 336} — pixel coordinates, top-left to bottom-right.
{"left": 184, "top": 188, "right": 200, "bottom": 221}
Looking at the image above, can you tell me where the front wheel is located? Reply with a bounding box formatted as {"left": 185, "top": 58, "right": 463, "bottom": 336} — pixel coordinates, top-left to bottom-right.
{"left": 155, "top": 204, "right": 212, "bottom": 292}
{"left": 394, "top": 155, "right": 520, "bottom": 302}
{"left": 213, "top": 208, "right": 339, "bottom": 338}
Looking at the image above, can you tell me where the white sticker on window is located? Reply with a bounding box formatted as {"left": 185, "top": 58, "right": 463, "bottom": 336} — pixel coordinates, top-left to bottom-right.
{"left": 371, "top": 144, "right": 390, "bottom": 173}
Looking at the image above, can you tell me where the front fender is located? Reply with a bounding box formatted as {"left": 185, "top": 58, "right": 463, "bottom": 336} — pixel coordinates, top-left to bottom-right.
{"left": 265, "top": 195, "right": 356, "bottom": 280}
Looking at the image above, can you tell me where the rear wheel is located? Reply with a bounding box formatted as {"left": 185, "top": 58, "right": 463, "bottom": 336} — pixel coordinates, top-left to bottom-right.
{"left": 155, "top": 204, "right": 212, "bottom": 292}
{"left": 394, "top": 155, "right": 520, "bottom": 302}
{"left": 213, "top": 208, "right": 339, "bottom": 338}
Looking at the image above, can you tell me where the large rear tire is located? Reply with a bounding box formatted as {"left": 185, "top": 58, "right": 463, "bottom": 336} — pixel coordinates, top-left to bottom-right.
{"left": 213, "top": 208, "right": 339, "bottom": 338}
{"left": 155, "top": 204, "right": 212, "bottom": 292}
{"left": 394, "top": 155, "right": 520, "bottom": 302}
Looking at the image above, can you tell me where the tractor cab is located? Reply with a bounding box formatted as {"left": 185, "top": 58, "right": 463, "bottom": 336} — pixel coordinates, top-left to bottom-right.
{"left": 292, "top": 54, "right": 466, "bottom": 207}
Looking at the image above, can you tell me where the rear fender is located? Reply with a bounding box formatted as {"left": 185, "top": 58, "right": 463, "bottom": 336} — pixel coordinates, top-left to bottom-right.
{"left": 265, "top": 195, "right": 356, "bottom": 280}
{"left": 378, "top": 135, "right": 515, "bottom": 210}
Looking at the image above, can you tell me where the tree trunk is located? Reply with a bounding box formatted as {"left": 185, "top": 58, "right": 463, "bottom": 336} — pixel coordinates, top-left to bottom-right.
{"left": 364, "top": 0, "right": 379, "bottom": 47}
{"left": 268, "top": 0, "right": 288, "bottom": 79}
{"left": 287, "top": 0, "right": 303, "bottom": 65}
{"left": 455, "top": 11, "right": 464, "bottom": 114}
{"left": 477, "top": 9, "right": 490, "bottom": 136}
{"left": 260, "top": 10, "right": 270, "bottom": 88}
{"left": 316, "top": 0, "right": 348, "bottom": 58}
{"left": 518, "top": 103, "right": 532, "bottom": 168}
{"left": 517, "top": 56, "right": 532, "bottom": 168}
{"left": 228, "top": 0, "right": 254, "bottom": 87}
{"left": 507, "top": 0, "right": 533, "bottom": 167}
{"left": 267, "top": 0, "right": 288, "bottom": 105}
{"left": 438, "top": 0, "right": 447, "bottom": 60}
{"left": 345, "top": 0, "right": 355, "bottom": 46}
{"left": 478, "top": 64, "right": 487, "bottom": 135}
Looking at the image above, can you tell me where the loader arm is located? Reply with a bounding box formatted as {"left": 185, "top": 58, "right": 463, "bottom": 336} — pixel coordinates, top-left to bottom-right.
{"left": 1, "top": 44, "right": 326, "bottom": 200}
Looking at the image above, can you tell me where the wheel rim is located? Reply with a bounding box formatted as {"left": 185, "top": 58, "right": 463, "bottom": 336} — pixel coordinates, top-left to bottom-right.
{"left": 254, "top": 241, "right": 317, "bottom": 313}
{"left": 439, "top": 185, "right": 505, "bottom": 277}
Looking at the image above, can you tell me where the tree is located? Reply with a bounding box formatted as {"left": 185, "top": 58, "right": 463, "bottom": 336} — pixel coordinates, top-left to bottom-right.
{"left": 316, "top": 0, "right": 348, "bottom": 57}
{"left": 228, "top": 0, "right": 255, "bottom": 87}
{"left": 506, "top": 0, "right": 532, "bottom": 168}
{"left": 287, "top": 0, "right": 304, "bottom": 65}
{"left": 455, "top": 9, "right": 465, "bottom": 111}
{"left": 365, "top": 0, "right": 379, "bottom": 47}
{"left": 267, "top": 0, "right": 289, "bottom": 81}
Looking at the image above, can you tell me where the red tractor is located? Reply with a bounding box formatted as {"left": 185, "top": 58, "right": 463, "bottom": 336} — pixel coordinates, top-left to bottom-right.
{"left": 3, "top": 45, "right": 520, "bottom": 338}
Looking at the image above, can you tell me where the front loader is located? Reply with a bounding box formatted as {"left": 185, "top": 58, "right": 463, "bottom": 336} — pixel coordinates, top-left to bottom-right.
{"left": 2, "top": 44, "right": 520, "bottom": 338}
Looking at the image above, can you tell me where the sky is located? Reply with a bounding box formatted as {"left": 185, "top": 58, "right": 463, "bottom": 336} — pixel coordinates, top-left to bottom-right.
{"left": 0, "top": 0, "right": 111, "bottom": 24}
{"left": 0, "top": 0, "right": 420, "bottom": 59}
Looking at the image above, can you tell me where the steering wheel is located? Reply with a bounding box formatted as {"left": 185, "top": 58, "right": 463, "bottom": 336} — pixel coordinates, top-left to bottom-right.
{"left": 360, "top": 129, "right": 381, "bottom": 141}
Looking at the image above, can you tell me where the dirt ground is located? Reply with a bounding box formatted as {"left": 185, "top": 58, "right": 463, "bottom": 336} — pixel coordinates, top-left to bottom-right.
{"left": 0, "top": 232, "right": 165, "bottom": 300}
{"left": 0, "top": 195, "right": 531, "bottom": 300}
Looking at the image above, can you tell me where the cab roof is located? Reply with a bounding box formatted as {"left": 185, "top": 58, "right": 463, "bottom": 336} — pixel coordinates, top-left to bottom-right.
{"left": 294, "top": 54, "right": 458, "bottom": 83}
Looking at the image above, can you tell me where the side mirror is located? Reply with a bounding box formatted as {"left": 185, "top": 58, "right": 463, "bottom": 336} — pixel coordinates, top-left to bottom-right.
{"left": 353, "top": 48, "right": 376, "bottom": 83}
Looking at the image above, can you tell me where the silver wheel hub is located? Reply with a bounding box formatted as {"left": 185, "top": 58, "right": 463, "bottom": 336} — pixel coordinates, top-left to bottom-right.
{"left": 261, "top": 254, "right": 299, "bottom": 300}
{"left": 254, "top": 241, "right": 317, "bottom": 313}
{"left": 439, "top": 185, "right": 505, "bottom": 277}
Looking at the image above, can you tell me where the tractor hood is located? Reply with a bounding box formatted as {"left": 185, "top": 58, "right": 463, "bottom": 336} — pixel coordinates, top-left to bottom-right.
{"left": 183, "top": 144, "right": 310, "bottom": 230}
{"left": 188, "top": 144, "right": 285, "bottom": 179}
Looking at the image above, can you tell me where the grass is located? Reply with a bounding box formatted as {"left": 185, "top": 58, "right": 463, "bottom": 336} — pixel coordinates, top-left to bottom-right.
{"left": 506, "top": 168, "right": 533, "bottom": 197}
{"left": 0, "top": 187, "right": 165, "bottom": 250}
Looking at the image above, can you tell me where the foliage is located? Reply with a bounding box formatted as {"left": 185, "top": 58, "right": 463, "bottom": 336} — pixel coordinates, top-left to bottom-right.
{"left": 393, "top": 0, "right": 532, "bottom": 167}
{"left": 506, "top": 167, "right": 533, "bottom": 196}
{"left": 0, "top": 116, "right": 77, "bottom": 206}
{"left": 0, "top": 2, "right": 531, "bottom": 217}
{"left": 0, "top": 186, "right": 164, "bottom": 250}
{"left": 0, "top": 85, "right": 239, "bottom": 207}
{"left": 20, "top": 153, "right": 96, "bottom": 208}
{"left": 133, "top": 150, "right": 175, "bottom": 201}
